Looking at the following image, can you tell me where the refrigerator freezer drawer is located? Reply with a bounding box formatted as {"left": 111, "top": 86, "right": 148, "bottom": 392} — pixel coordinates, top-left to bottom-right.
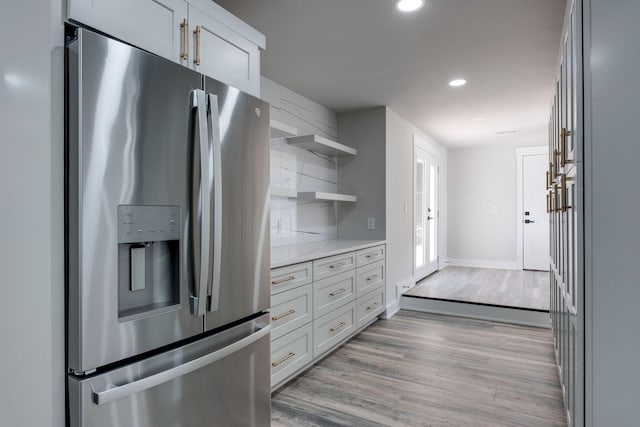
{"left": 68, "top": 314, "right": 271, "bottom": 427}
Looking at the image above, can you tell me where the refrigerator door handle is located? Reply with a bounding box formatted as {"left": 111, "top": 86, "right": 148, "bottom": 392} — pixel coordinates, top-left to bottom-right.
{"left": 92, "top": 324, "right": 271, "bottom": 405}
{"left": 190, "top": 89, "right": 213, "bottom": 317}
{"left": 206, "top": 93, "right": 222, "bottom": 312}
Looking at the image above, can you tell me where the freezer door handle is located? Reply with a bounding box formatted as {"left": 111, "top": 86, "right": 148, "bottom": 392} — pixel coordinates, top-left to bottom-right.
{"left": 190, "top": 89, "right": 213, "bottom": 317}
{"left": 206, "top": 93, "right": 222, "bottom": 313}
{"left": 92, "top": 324, "right": 271, "bottom": 405}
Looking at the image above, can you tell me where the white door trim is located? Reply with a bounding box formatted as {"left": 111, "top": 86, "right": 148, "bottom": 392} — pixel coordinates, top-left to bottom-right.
{"left": 516, "top": 145, "right": 548, "bottom": 270}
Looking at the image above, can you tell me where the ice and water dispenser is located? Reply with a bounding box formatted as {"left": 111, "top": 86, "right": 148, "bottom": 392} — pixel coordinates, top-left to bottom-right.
{"left": 117, "top": 205, "right": 181, "bottom": 320}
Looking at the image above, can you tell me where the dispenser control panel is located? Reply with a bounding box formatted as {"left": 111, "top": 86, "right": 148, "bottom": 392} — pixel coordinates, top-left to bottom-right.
{"left": 118, "top": 205, "right": 180, "bottom": 243}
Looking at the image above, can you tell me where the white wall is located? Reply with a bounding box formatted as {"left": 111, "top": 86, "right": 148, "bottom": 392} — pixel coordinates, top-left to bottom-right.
{"left": 385, "top": 108, "right": 447, "bottom": 313}
{"left": 447, "top": 141, "right": 542, "bottom": 269}
{"left": 0, "top": 1, "right": 65, "bottom": 426}
{"left": 585, "top": 0, "right": 640, "bottom": 424}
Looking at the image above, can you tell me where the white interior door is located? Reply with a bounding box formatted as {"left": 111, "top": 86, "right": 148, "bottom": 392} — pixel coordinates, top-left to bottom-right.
{"left": 414, "top": 145, "right": 438, "bottom": 281}
{"left": 523, "top": 154, "right": 550, "bottom": 271}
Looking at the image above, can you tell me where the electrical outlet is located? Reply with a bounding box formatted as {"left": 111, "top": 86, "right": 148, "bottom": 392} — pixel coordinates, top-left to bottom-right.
{"left": 367, "top": 217, "right": 375, "bottom": 230}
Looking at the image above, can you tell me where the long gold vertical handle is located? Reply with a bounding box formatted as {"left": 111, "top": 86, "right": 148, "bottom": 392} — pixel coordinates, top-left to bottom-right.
{"left": 271, "top": 352, "right": 296, "bottom": 367}
{"left": 554, "top": 185, "right": 561, "bottom": 212}
{"left": 546, "top": 194, "right": 550, "bottom": 213}
{"left": 561, "top": 174, "right": 573, "bottom": 211}
{"left": 193, "top": 26, "right": 201, "bottom": 65}
{"left": 180, "top": 19, "right": 188, "bottom": 60}
{"left": 546, "top": 171, "right": 551, "bottom": 190}
{"left": 560, "top": 128, "right": 573, "bottom": 167}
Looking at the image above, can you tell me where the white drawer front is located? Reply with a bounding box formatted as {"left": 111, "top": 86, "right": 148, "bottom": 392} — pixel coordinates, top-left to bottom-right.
{"left": 313, "top": 270, "right": 356, "bottom": 318}
{"left": 313, "top": 252, "right": 356, "bottom": 282}
{"left": 270, "top": 323, "right": 313, "bottom": 389}
{"left": 270, "top": 284, "right": 313, "bottom": 341}
{"left": 313, "top": 301, "right": 356, "bottom": 358}
{"left": 356, "top": 260, "right": 385, "bottom": 296}
{"left": 357, "top": 287, "right": 385, "bottom": 329}
{"left": 270, "top": 262, "right": 312, "bottom": 295}
{"left": 356, "top": 245, "right": 386, "bottom": 267}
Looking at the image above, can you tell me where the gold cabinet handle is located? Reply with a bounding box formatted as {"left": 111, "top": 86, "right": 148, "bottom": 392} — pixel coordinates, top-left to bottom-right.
{"left": 561, "top": 174, "right": 573, "bottom": 211}
{"left": 546, "top": 171, "right": 551, "bottom": 190}
{"left": 329, "top": 261, "right": 346, "bottom": 269}
{"left": 271, "top": 309, "right": 295, "bottom": 322}
{"left": 553, "top": 150, "right": 561, "bottom": 177}
{"left": 546, "top": 193, "right": 551, "bottom": 213}
{"left": 329, "top": 288, "right": 346, "bottom": 297}
{"left": 180, "top": 18, "right": 188, "bottom": 60}
{"left": 193, "top": 25, "right": 201, "bottom": 65}
{"left": 271, "top": 352, "right": 295, "bottom": 367}
{"left": 366, "top": 302, "right": 380, "bottom": 311}
{"left": 365, "top": 253, "right": 378, "bottom": 259}
{"left": 560, "top": 128, "right": 574, "bottom": 167}
{"left": 554, "top": 185, "right": 561, "bottom": 212}
{"left": 330, "top": 321, "right": 347, "bottom": 332}
{"left": 366, "top": 275, "right": 379, "bottom": 282}
{"left": 271, "top": 275, "right": 295, "bottom": 286}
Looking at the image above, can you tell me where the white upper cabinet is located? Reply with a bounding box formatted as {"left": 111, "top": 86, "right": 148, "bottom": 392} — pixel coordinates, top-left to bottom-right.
{"left": 67, "top": 0, "right": 265, "bottom": 96}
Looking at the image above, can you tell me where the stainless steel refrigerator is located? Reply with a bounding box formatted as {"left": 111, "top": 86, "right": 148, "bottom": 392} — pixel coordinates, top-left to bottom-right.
{"left": 66, "top": 28, "right": 271, "bottom": 426}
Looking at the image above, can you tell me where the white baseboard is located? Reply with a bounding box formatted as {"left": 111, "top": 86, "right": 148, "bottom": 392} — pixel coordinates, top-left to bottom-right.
{"left": 382, "top": 298, "right": 400, "bottom": 319}
{"left": 445, "top": 258, "right": 520, "bottom": 270}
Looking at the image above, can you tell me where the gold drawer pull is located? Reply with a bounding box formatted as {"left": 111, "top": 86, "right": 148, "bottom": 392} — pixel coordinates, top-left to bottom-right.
{"left": 366, "top": 275, "right": 379, "bottom": 282}
{"left": 180, "top": 18, "right": 188, "bottom": 60}
{"left": 367, "top": 302, "right": 380, "bottom": 311}
{"left": 330, "top": 321, "right": 347, "bottom": 332}
{"left": 271, "top": 309, "right": 295, "bottom": 321}
{"left": 329, "top": 288, "right": 346, "bottom": 297}
{"left": 272, "top": 275, "right": 295, "bottom": 285}
{"left": 329, "top": 261, "right": 346, "bottom": 269}
{"left": 365, "top": 253, "right": 378, "bottom": 258}
{"left": 271, "top": 352, "right": 296, "bottom": 367}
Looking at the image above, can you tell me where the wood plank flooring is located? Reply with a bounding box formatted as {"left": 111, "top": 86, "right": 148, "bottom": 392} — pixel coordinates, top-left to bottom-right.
{"left": 272, "top": 311, "right": 566, "bottom": 427}
{"left": 406, "top": 266, "right": 549, "bottom": 310}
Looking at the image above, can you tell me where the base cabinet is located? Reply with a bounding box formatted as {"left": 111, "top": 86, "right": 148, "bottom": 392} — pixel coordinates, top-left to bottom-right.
{"left": 269, "top": 243, "right": 386, "bottom": 390}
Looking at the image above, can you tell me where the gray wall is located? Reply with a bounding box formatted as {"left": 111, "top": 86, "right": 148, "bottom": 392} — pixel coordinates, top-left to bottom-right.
{"left": 337, "top": 107, "right": 387, "bottom": 240}
{"left": 0, "top": 0, "right": 65, "bottom": 425}
{"left": 585, "top": 0, "right": 640, "bottom": 424}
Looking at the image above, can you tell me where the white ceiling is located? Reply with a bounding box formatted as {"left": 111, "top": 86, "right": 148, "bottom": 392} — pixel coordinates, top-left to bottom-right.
{"left": 216, "top": 0, "right": 566, "bottom": 148}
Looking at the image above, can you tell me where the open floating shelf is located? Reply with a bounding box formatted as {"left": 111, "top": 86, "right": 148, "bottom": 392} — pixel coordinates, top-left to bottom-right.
{"left": 297, "top": 192, "right": 357, "bottom": 202}
{"left": 287, "top": 134, "right": 357, "bottom": 157}
{"left": 270, "top": 119, "right": 298, "bottom": 139}
{"left": 270, "top": 187, "right": 297, "bottom": 198}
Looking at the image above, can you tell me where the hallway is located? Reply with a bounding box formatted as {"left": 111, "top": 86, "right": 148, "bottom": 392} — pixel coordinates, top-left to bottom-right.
{"left": 407, "top": 267, "right": 549, "bottom": 310}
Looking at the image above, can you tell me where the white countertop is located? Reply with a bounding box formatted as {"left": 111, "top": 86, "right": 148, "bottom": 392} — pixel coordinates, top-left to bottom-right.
{"left": 270, "top": 239, "right": 386, "bottom": 269}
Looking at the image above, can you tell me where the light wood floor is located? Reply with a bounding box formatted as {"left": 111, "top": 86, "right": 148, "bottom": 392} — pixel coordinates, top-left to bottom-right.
{"left": 406, "top": 266, "right": 549, "bottom": 311}
{"left": 272, "top": 311, "right": 566, "bottom": 427}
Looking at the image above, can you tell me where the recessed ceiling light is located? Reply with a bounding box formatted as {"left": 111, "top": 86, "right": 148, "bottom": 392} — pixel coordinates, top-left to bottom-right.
{"left": 396, "top": 0, "right": 424, "bottom": 13}
{"left": 472, "top": 116, "right": 485, "bottom": 121}
{"left": 448, "top": 79, "right": 467, "bottom": 87}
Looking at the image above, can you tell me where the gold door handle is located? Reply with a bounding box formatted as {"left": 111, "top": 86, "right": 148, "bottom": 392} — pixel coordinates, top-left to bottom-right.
{"left": 546, "top": 194, "right": 550, "bottom": 213}
{"left": 554, "top": 185, "right": 561, "bottom": 212}
{"left": 180, "top": 19, "right": 188, "bottom": 60}
{"left": 561, "top": 174, "right": 573, "bottom": 211}
{"left": 329, "top": 261, "right": 346, "bottom": 269}
{"left": 193, "top": 25, "right": 201, "bottom": 65}
{"left": 546, "top": 171, "right": 551, "bottom": 190}
{"left": 330, "top": 321, "right": 347, "bottom": 332}
{"left": 560, "top": 128, "right": 574, "bottom": 167}
{"left": 366, "top": 275, "right": 379, "bottom": 282}
{"left": 329, "top": 288, "right": 346, "bottom": 297}
{"left": 271, "top": 352, "right": 296, "bottom": 367}
{"left": 271, "top": 275, "right": 295, "bottom": 285}
{"left": 367, "top": 302, "right": 379, "bottom": 311}
{"left": 271, "top": 309, "right": 295, "bottom": 321}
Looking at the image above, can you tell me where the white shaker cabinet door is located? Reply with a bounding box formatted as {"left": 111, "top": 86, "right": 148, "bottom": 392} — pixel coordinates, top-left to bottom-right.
{"left": 68, "top": 0, "right": 189, "bottom": 66}
{"left": 189, "top": 4, "right": 261, "bottom": 96}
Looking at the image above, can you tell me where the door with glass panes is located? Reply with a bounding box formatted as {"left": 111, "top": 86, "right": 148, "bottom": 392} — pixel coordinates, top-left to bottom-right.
{"left": 414, "top": 144, "right": 438, "bottom": 281}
